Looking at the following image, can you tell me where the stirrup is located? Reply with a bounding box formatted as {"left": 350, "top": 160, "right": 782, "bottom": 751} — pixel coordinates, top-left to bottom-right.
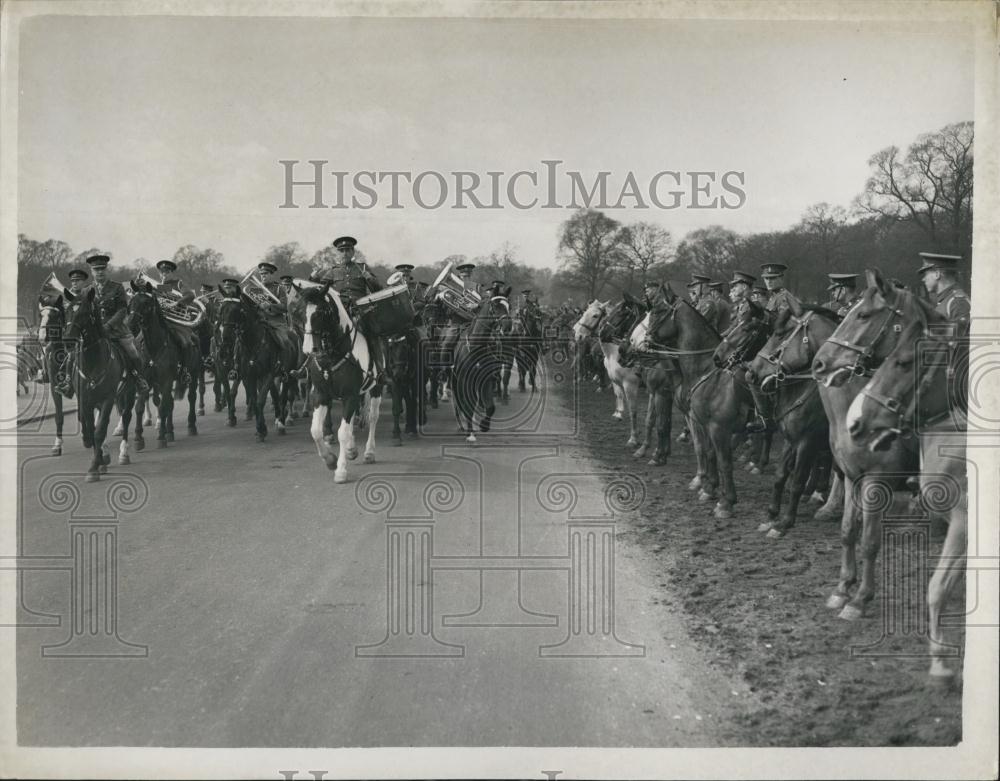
{"left": 745, "top": 416, "right": 771, "bottom": 434}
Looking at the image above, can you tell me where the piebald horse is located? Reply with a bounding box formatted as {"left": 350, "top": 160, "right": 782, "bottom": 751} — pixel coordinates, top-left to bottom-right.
{"left": 299, "top": 282, "right": 382, "bottom": 483}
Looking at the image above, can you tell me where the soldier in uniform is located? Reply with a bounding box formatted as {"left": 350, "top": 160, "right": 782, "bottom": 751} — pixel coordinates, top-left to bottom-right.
{"left": 196, "top": 283, "right": 218, "bottom": 365}
{"left": 728, "top": 271, "right": 756, "bottom": 321}
{"left": 690, "top": 273, "right": 724, "bottom": 332}
{"left": 455, "top": 262, "right": 481, "bottom": 297}
{"left": 156, "top": 259, "right": 186, "bottom": 296}
{"left": 918, "top": 253, "right": 970, "bottom": 334}
{"left": 746, "top": 262, "right": 801, "bottom": 432}
{"left": 489, "top": 279, "right": 507, "bottom": 299}
{"left": 56, "top": 255, "right": 149, "bottom": 396}
{"left": 47, "top": 268, "right": 90, "bottom": 391}
{"left": 310, "top": 236, "right": 385, "bottom": 375}
{"left": 708, "top": 281, "right": 732, "bottom": 333}
{"left": 687, "top": 279, "right": 700, "bottom": 305}
{"left": 822, "top": 273, "right": 859, "bottom": 316}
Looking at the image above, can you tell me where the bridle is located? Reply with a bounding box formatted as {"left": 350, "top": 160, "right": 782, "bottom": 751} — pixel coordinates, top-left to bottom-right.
{"left": 757, "top": 312, "right": 817, "bottom": 387}
{"left": 639, "top": 298, "right": 717, "bottom": 357}
{"left": 575, "top": 304, "right": 607, "bottom": 337}
{"left": 825, "top": 294, "right": 904, "bottom": 378}
{"left": 717, "top": 314, "right": 768, "bottom": 371}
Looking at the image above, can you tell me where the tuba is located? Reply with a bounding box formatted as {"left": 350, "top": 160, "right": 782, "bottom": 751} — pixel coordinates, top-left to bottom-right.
{"left": 134, "top": 271, "right": 207, "bottom": 327}
{"left": 239, "top": 268, "right": 282, "bottom": 309}
{"left": 429, "top": 261, "right": 482, "bottom": 319}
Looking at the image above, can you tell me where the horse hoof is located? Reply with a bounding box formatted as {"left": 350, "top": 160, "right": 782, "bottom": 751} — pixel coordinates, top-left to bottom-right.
{"left": 214, "top": 404, "right": 223, "bottom": 412}
{"left": 188, "top": 427, "right": 198, "bottom": 436}
{"left": 697, "top": 490, "right": 711, "bottom": 503}
{"left": 112, "top": 426, "right": 124, "bottom": 437}
{"left": 393, "top": 436, "right": 402, "bottom": 446}
{"left": 227, "top": 418, "right": 237, "bottom": 427}
{"left": 750, "top": 466, "right": 761, "bottom": 475}
{"left": 407, "top": 431, "right": 418, "bottom": 440}
{"left": 198, "top": 408, "right": 205, "bottom": 417}
{"left": 767, "top": 507, "right": 779, "bottom": 520}
{"left": 157, "top": 439, "right": 167, "bottom": 449}
{"left": 757, "top": 522, "right": 772, "bottom": 533}
{"left": 766, "top": 527, "right": 784, "bottom": 540}
{"left": 714, "top": 505, "right": 732, "bottom": 519}
{"left": 814, "top": 508, "right": 839, "bottom": 522}
{"left": 51, "top": 447, "right": 62, "bottom": 457}
{"left": 86, "top": 473, "right": 100, "bottom": 483}
{"left": 334, "top": 470, "right": 348, "bottom": 484}
{"left": 323, "top": 457, "right": 337, "bottom": 471}
{"left": 809, "top": 491, "right": 825, "bottom": 505}
{"left": 284, "top": 417, "right": 293, "bottom": 427}
{"left": 364, "top": 453, "right": 375, "bottom": 464}
{"left": 479, "top": 422, "right": 491, "bottom": 432}
{"left": 347, "top": 448, "right": 358, "bottom": 461}
{"left": 626, "top": 438, "right": 639, "bottom": 447}
{"left": 825, "top": 593, "right": 849, "bottom": 610}
{"left": 648, "top": 457, "right": 667, "bottom": 466}
{"left": 611, "top": 413, "right": 623, "bottom": 420}
{"left": 687, "top": 479, "right": 699, "bottom": 491}
{"left": 119, "top": 455, "right": 131, "bottom": 465}
{"left": 928, "top": 662, "right": 956, "bottom": 682}
{"left": 99, "top": 464, "right": 108, "bottom": 474}
{"left": 134, "top": 438, "right": 145, "bottom": 452}
{"left": 143, "top": 418, "right": 152, "bottom": 426}
{"left": 166, "top": 432, "right": 175, "bottom": 442}
{"left": 838, "top": 604, "right": 864, "bottom": 621}
{"left": 255, "top": 434, "right": 265, "bottom": 443}
{"left": 277, "top": 427, "right": 286, "bottom": 436}
{"left": 466, "top": 435, "right": 477, "bottom": 444}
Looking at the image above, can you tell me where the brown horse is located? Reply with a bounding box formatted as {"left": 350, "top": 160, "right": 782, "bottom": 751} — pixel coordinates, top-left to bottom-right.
{"left": 127, "top": 282, "right": 202, "bottom": 449}
{"left": 746, "top": 305, "right": 836, "bottom": 538}
{"left": 811, "top": 269, "right": 921, "bottom": 620}
{"left": 845, "top": 299, "right": 968, "bottom": 679}
{"left": 642, "top": 285, "right": 751, "bottom": 519}
{"left": 62, "top": 287, "right": 135, "bottom": 480}
{"left": 624, "top": 310, "right": 674, "bottom": 466}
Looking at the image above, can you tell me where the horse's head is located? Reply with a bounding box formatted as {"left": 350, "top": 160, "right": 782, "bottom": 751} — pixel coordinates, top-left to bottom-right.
{"left": 600, "top": 294, "right": 646, "bottom": 342}
{"left": 714, "top": 300, "right": 768, "bottom": 368}
{"left": 845, "top": 295, "right": 956, "bottom": 450}
{"left": 299, "top": 283, "right": 348, "bottom": 354}
{"left": 61, "top": 287, "right": 100, "bottom": 344}
{"left": 749, "top": 305, "right": 840, "bottom": 390}
{"left": 473, "top": 293, "right": 512, "bottom": 337}
{"left": 573, "top": 300, "right": 607, "bottom": 343}
{"left": 812, "top": 268, "right": 912, "bottom": 387}
{"left": 645, "top": 285, "right": 683, "bottom": 347}
{"left": 127, "top": 280, "right": 159, "bottom": 334}
{"left": 37, "top": 293, "right": 65, "bottom": 343}
{"left": 386, "top": 332, "right": 413, "bottom": 377}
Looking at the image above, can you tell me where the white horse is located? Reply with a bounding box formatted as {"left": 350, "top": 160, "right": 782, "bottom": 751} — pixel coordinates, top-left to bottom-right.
{"left": 299, "top": 282, "right": 381, "bottom": 484}
{"left": 573, "top": 300, "right": 641, "bottom": 446}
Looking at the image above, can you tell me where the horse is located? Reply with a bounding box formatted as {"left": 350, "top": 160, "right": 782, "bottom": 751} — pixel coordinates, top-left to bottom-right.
{"left": 126, "top": 281, "right": 202, "bottom": 449}
{"left": 298, "top": 283, "right": 382, "bottom": 482}
{"left": 811, "top": 269, "right": 921, "bottom": 620}
{"left": 511, "top": 306, "right": 544, "bottom": 394}
{"left": 623, "top": 311, "right": 674, "bottom": 466}
{"left": 37, "top": 294, "right": 72, "bottom": 455}
{"left": 386, "top": 328, "right": 425, "bottom": 444}
{"left": 61, "top": 287, "right": 135, "bottom": 481}
{"left": 573, "top": 299, "right": 642, "bottom": 446}
{"left": 844, "top": 298, "right": 968, "bottom": 679}
{"left": 212, "top": 292, "right": 248, "bottom": 428}
{"left": 193, "top": 304, "right": 221, "bottom": 417}
{"left": 744, "top": 305, "right": 836, "bottom": 538}
{"left": 641, "top": 285, "right": 751, "bottom": 519}
{"left": 451, "top": 292, "right": 512, "bottom": 443}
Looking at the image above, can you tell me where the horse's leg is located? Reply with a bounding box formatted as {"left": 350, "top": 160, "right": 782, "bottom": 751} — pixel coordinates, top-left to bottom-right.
{"left": 686, "top": 413, "right": 707, "bottom": 491}
{"left": 764, "top": 439, "right": 795, "bottom": 530}
{"left": 51, "top": 387, "right": 64, "bottom": 456}
{"left": 751, "top": 431, "right": 774, "bottom": 474}
{"left": 197, "top": 368, "right": 206, "bottom": 416}
{"left": 696, "top": 418, "right": 720, "bottom": 503}
{"left": 187, "top": 369, "right": 198, "bottom": 435}
{"left": 769, "top": 435, "right": 815, "bottom": 538}
{"left": 333, "top": 414, "right": 353, "bottom": 483}
{"left": 624, "top": 375, "right": 639, "bottom": 447}
{"left": 272, "top": 375, "right": 286, "bottom": 436}
{"left": 840, "top": 474, "right": 884, "bottom": 620}
{"left": 827, "top": 473, "right": 860, "bottom": 610}
{"left": 816, "top": 462, "right": 845, "bottom": 522}
{"left": 344, "top": 399, "right": 359, "bottom": 462}
{"left": 635, "top": 389, "right": 653, "bottom": 459}
{"left": 118, "top": 389, "right": 134, "bottom": 465}
{"left": 391, "top": 380, "right": 403, "bottom": 444}
{"left": 611, "top": 379, "right": 624, "bottom": 420}
{"left": 928, "top": 497, "right": 967, "bottom": 679}
{"left": 156, "top": 379, "right": 169, "bottom": 448}
{"left": 133, "top": 390, "right": 146, "bottom": 451}
{"left": 94, "top": 397, "right": 114, "bottom": 476}
{"left": 652, "top": 386, "right": 673, "bottom": 465}
{"left": 363, "top": 391, "right": 380, "bottom": 464}
{"left": 479, "top": 379, "right": 496, "bottom": 433}
{"left": 255, "top": 373, "right": 271, "bottom": 442}
{"left": 310, "top": 402, "right": 338, "bottom": 471}
{"left": 712, "top": 419, "right": 737, "bottom": 518}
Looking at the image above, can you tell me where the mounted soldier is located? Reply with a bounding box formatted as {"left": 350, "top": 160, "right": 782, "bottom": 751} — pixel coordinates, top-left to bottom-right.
{"left": 708, "top": 280, "right": 732, "bottom": 333}
{"left": 728, "top": 270, "right": 757, "bottom": 322}
{"left": 690, "top": 273, "right": 725, "bottom": 332}
{"left": 746, "top": 262, "right": 801, "bottom": 433}
{"left": 749, "top": 283, "right": 770, "bottom": 308}
{"left": 918, "top": 253, "right": 970, "bottom": 335}
{"left": 156, "top": 259, "right": 186, "bottom": 296}
{"left": 55, "top": 254, "right": 149, "bottom": 396}
{"left": 822, "top": 273, "right": 860, "bottom": 316}
{"left": 44, "top": 268, "right": 88, "bottom": 394}
{"left": 310, "top": 236, "right": 385, "bottom": 376}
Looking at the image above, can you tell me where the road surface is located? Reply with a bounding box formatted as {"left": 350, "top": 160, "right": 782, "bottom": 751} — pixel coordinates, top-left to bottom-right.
{"left": 14, "top": 366, "right": 742, "bottom": 747}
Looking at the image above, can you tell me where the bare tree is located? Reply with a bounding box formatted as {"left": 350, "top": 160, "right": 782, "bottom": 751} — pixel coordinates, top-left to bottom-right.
{"left": 557, "top": 209, "right": 623, "bottom": 300}
{"left": 855, "top": 121, "right": 973, "bottom": 254}
{"left": 796, "top": 202, "right": 848, "bottom": 266}
{"left": 673, "top": 225, "right": 741, "bottom": 280}
{"left": 616, "top": 222, "right": 674, "bottom": 289}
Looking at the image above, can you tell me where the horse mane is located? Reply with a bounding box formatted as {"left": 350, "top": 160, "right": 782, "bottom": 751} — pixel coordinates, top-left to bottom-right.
{"left": 794, "top": 302, "right": 841, "bottom": 322}
{"left": 681, "top": 299, "right": 721, "bottom": 340}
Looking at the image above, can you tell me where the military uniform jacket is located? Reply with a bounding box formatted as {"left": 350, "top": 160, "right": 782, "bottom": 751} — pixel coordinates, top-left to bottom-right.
{"left": 935, "top": 284, "right": 970, "bottom": 325}
{"left": 822, "top": 294, "right": 858, "bottom": 318}
{"left": 92, "top": 280, "right": 131, "bottom": 339}
{"left": 322, "top": 262, "right": 382, "bottom": 302}
{"left": 714, "top": 297, "right": 732, "bottom": 334}
{"left": 764, "top": 288, "right": 800, "bottom": 322}
{"left": 696, "top": 297, "right": 723, "bottom": 332}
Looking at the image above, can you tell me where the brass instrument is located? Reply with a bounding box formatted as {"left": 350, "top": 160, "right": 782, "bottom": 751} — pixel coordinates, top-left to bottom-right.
{"left": 134, "top": 271, "right": 207, "bottom": 328}
{"left": 39, "top": 272, "right": 67, "bottom": 299}
{"left": 239, "top": 268, "right": 282, "bottom": 309}
{"left": 429, "top": 261, "right": 482, "bottom": 319}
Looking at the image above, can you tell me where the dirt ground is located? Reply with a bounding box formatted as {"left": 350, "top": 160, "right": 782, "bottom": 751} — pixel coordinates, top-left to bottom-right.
{"left": 561, "top": 371, "right": 964, "bottom": 746}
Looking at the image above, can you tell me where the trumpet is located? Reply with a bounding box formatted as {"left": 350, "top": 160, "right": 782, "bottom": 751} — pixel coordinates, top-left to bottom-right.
{"left": 132, "top": 271, "right": 207, "bottom": 327}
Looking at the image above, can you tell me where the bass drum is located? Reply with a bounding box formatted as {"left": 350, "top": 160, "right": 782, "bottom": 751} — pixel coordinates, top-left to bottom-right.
{"left": 355, "top": 284, "right": 416, "bottom": 337}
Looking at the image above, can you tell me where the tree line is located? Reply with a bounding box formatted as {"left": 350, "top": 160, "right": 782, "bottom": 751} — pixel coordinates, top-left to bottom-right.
{"left": 16, "top": 121, "right": 971, "bottom": 320}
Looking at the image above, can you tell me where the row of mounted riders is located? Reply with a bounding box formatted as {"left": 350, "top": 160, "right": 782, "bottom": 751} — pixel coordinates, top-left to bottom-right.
{"left": 25, "top": 274, "right": 560, "bottom": 483}
{"left": 567, "top": 269, "right": 970, "bottom": 680}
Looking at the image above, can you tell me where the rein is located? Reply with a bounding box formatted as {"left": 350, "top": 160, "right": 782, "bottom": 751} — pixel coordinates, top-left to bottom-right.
{"left": 825, "top": 297, "right": 904, "bottom": 377}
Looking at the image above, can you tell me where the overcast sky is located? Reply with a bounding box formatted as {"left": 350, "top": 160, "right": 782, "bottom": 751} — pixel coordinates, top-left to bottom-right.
{"left": 17, "top": 14, "right": 974, "bottom": 273}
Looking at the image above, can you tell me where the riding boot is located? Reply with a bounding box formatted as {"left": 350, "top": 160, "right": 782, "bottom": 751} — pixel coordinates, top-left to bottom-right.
{"left": 126, "top": 354, "right": 150, "bottom": 393}
{"left": 53, "top": 353, "right": 75, "bottom": 398}
{"left": 746, "top": 384, "right": 776, "bottom": 433}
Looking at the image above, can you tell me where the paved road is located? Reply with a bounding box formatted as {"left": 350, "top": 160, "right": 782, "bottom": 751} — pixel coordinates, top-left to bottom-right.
{"left": 14, "top": 366, "right": 740, "bottom": 747}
